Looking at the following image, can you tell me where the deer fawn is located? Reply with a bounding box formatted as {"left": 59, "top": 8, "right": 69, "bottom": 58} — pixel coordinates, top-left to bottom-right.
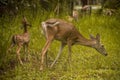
{"left": 72, "top": 9, "right": 79, "bottom": 21}
{"left": 66, "top": 9, "right": 79, "bottom": 22}
{"left": 7, "top": 16, "right": 31, "bottom": 65}
{"left": 40, "top": 18, "right": 107, "bottom": 70}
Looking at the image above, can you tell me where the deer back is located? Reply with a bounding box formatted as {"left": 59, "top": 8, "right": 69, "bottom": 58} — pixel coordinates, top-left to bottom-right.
{"left": 42, "top": 18, "right": 80, "bottom": 42}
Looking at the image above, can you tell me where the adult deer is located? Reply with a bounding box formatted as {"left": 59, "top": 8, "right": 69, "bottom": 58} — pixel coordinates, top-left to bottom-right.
{"left": 66, "top": 9, "right": 79, "bottom": 22}
{"left": 40, "top": 18, "right": 107, "bottom": 70}
{"left": 7, "top": 16, "right": 31, "bottom": 65}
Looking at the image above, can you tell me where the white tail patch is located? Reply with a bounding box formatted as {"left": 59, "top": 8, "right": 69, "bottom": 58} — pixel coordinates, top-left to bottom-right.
{"left": 47, "top": 21, "right": 60, "bottom": 27}
{"left": 41, "top": 21, "right": 60, "bottom": 39}
{"left": 41, "top": 22, "right": 48, "bottom": 39}
{"left": 42, "top": 22, "right": 47, "bottom": 32}
{"left": 51, "top": 22, "right": 60, "bottom": 26}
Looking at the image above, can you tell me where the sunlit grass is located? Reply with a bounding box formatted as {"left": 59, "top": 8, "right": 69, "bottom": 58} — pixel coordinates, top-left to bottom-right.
{"left": 0, "top": 11, "right": 120, "bottom": 80}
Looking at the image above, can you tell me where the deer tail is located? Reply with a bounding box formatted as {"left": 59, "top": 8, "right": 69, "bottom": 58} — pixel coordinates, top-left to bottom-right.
{"left": 41, "top": 22, "right": 48, "bottom": 38}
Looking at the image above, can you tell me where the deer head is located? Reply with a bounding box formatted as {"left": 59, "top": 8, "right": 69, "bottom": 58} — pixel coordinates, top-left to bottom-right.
{"left": 21, "top": 16, "right": 31, "bottom": 32}
{"left": 40, "top": 18, "right": 108, "bottom": 70}
{"left": 90, "top": 34, "right": 108, "bottom": 56}
{"left": 22, "top": 16, "right": 32, "bottom": 27}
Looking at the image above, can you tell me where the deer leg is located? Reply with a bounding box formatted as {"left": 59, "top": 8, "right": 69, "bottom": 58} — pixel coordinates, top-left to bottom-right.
{"left": 26, "top": 44, "right": 30, "bottom": 61}
{"left": 67, "top": 41, "right": 72, "bottom": 64}
{"left": 24, "top": 45, "right": 27, "bottom": 61}
{"left": 16, "top": 45, "right": 23, "bottom": 65}
{"left": 7, "top": 43, "right": 15, "bottom": 53}
{"left": 68, "top": 45, "right": 72, "bottom": 62}
{"left": 45, "top": 51, "right": 48, "bottom": 68}
{"left": 24, "top": 43, "right": 30, "bottom": 61}
{"left": 23, "top": 45, "right": 27, "bottom": 61}
{"left": 50, "top": 42, "right": 66, "bottom": 68}
{"left": 40, "top": 39, "right": 53, "bottom": 70}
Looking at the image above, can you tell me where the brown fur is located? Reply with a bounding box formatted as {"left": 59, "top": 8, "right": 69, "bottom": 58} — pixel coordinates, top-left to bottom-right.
{"left": 40, "top": 18, "right": 107, "bottom": 70}
{"left": 7, "top": 16, "right": 31, "bottom": 65}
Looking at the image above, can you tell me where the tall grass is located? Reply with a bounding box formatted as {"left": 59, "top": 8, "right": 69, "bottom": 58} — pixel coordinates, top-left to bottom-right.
{"left": 0, "top": 11, "right": 120, "bottom": 80}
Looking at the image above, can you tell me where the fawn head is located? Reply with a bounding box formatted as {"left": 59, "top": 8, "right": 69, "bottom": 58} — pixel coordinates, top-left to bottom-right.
{"left": 22, "top": 15, "right": 32, "bottom": 27}
{"left": 90, "top": 34, "right": 108, "bottom": 56}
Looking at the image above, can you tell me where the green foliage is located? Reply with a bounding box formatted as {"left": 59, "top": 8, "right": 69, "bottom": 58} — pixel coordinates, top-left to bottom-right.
{"left": 0, "top": 11, "right": 120, "bottom": 80}
{"left": 0, "top": 0, "right": 72, "bottom": 16}
{"left": 104, "top": 0, "right": 120, "bottom": 9}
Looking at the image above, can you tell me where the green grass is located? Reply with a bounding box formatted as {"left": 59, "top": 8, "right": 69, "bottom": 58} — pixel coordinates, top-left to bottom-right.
{"left": 0, "top": 11, "right": 120, "bottom": 80}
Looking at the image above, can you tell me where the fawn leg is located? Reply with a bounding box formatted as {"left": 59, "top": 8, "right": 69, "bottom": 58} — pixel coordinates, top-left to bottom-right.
{"left": 24, "top": 43, "right": 30, "bottom": 61}
{"left": 16, "top": 45, "right": 23, "bottom": 65}
{"left": 7, "top": 43, "right": 15, "bottom": 53}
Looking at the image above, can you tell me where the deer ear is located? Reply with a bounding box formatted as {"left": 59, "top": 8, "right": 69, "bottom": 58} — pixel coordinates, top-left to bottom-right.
{"left": 96, "top": 33, "right": 100, "bottom": 41}
{"left": 90, "top": 34, "right": 95, "bottom": 39}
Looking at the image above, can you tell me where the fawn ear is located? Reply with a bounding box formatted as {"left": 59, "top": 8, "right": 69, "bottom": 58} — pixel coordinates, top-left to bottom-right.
{"left": 96, "top": 33, "right": 100, "bottom": 42}
{"left": 90, "top": 34, "right": 95, "bottom": 39}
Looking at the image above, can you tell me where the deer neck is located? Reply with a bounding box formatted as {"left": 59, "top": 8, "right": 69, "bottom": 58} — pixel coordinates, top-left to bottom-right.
{"left": 77, "top": 35, "right": 96, "bottom": 47}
